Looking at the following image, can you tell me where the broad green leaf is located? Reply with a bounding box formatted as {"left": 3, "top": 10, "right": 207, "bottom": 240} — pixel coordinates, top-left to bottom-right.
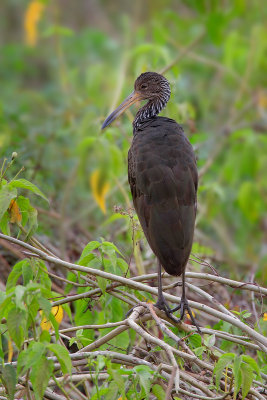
{"left": 9, "top": 179, "right": 48, "bottom": 202}
{"left": 40, "top": 330, "right": 51, "bottom": 343}
{"left": 189, "top": 333, "right": 202, "bottom": 348}
{"left": 79, "top": 241, "right": 101, "bottom": 260}
{"left": 117, "top": 258, "right": 129, "bottom": 273}
{"left": 134, "top": 365, "right": 153, "bottom": 397}
{"left": 213, "top": 353, "right": 235, "bottom": 389}
{"left": 22, "top": 261, "right": 34, "bottom": 285}
{"left": 38, "top": 296, "right": 52, "bottom": 316}
{"left": 0, "top": 364, "right": 16, "bottom": 400}
{"left": 152, "top": 383, "right": 165, "bottom": 399}
{"left": 193, "top": 346, "right": 205, "bottom": 357}
{"left": 17, "top": 342, "right": 46, "bottom": 374}
{"left": 6, "top": 260, "right": 28, "bottom": 292}
{"left": 101, "top": 241, "right": 123, "bottom": 257}
{"left": 204, "top": 334, "right": 216, "bottom": 347}
{"left": 241, "top": 355, "right": 261, "bottom": 378}
{"left": 30, "top": 355, "right": 53, "bottom": 400}
{"left": 108, "top": 368, "right": 125, "bottom": 398}
{"left": 233, "top": 355, "right": 242, "bottom": 400}
{"left": 25, "top": 206, "right": 38, "bottom": 240}
{"left": 90, "top": 388, "right": 109, "bottom": 400}
{"left": 240, "top": 362, "right": 254, "bottom": 399}
{"left": 47, "top": 343, "right": 71, "bottom": 374}
{"left": 7, "top": 308, "right": 27, "bottom": 348}
{"left": 14, "top": 285, "right": 26, "bottom": 310}
{"left": 0, "top": 210, "right": 10, "bottom": 235}
{"left": 97, "top": 276, "right": 107, "bottom": 293}
{"left": 104, "top": 381, "right": 118, "bottom": 400}
{"left": 0, "top": 183, "right": 17, "bottom": 220}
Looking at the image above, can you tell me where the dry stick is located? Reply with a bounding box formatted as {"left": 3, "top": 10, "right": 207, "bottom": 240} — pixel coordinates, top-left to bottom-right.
{"left": 47, "top": 371, "right": 216, "bottom": 399}
{"left": 7, "top": 351, "right": 264, "bottom": 400}
{"left": 145, "top": 307, "right": 215, "bottom": 398}
{"left": 61, "top": 356, "right": 217, "bottom": 400}
{"left": 185, "top": 281, "right": 238, "bottom": 319}
{"left": 127, "top": 306, "right": 180, "bottom": 392}
{"left": 165, "top": 367, "right": 177, "bottom": 400}
{"left": 23, "top": 251, "right": 267, "bottom": 299}
{"left": 1, "top": 233, "right": 267, "bottom": 351}
{"left": 147, "top": 303, "right": 180, "bottom": 344}
{"left": 131, "top": 272, "right": 267, "bottom": 296}
{"left": 56, "top": 320, "right": 261, "bottom": 351}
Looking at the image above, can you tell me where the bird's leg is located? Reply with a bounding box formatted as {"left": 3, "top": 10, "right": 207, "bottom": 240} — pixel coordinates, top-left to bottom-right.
{"left": 154, "top": 261, "right": 170, "bottom": 311}
{"left": 170, "top": 272, "right": 201, "bottom": 333}
{"left": 154, "top": 262, "right": 179, "bottom": 323}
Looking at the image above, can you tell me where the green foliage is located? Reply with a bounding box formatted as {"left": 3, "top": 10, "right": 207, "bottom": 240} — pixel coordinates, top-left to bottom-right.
{"left": 214, "top": 352, "right": 262, "bottom": 399}
{"left": 0, "top": 1, "right": 266, "bottom": 398}
{"left": 0, "top": 364, "right": 16, "bottom": 400}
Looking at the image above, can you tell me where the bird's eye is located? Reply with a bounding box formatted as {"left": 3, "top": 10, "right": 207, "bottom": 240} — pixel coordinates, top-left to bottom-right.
{"left": 140, "top": 84, "right": 148, "bottom": 90}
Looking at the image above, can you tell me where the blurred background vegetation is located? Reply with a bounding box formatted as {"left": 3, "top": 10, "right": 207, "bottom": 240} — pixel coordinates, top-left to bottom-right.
{"left": 1, "top": 0, "right": 267, "bottom": 284}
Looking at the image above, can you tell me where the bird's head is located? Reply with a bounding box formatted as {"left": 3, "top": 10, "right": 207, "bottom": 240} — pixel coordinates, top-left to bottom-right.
{"left": 102, "top": 72, "right": 171, "bottom": 129}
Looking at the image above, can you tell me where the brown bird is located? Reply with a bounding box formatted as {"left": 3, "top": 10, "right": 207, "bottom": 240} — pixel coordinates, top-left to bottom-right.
{"left": 102, "top": 72, "right": 199, "bottom": 330}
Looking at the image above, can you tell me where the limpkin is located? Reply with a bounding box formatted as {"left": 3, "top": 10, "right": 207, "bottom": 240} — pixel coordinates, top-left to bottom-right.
{"left": 102, "top": 72, "right": 199, "bottom": 330}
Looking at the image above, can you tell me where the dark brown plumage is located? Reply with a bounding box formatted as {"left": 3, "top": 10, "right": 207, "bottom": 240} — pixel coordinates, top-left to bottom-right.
{"left": 102, "top": 72, "right": 199, "bottom": 330}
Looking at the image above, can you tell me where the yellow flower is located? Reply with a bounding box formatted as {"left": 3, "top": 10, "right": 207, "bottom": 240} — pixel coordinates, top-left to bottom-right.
{"left": 263, "top": 313, "right": 267, "bottom": 321}
{"left": 8, "top": 337, "right": 13, "bottom": 363}
{"left": 40, "top": 305, "right": 64, "bottom": 331}
{"left": 90, "top": 169, "right": 110, "bottom": 214}
{"left": 24, "top": 1, "right": 45, "bottom": 46}
{"left": 8, "top": 199, "right": 22, "bottom": 224}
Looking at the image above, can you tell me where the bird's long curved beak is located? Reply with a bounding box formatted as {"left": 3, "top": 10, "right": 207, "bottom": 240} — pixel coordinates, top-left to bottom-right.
{"left": 101, "top": 91, "right": 142, "bottom": 129}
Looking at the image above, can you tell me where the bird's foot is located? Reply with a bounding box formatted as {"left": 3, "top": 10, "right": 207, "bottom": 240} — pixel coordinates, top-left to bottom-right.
{"left": 170, "top": 296, "right": 201, "bottom": 333}
{"left": 126, "top": 299, "right": 179, "bottom": 324}
{"left": 154, "top": 296, "right": 180, "bottom": 324}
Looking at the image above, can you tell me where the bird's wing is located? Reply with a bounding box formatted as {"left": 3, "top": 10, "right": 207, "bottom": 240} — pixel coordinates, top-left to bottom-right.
{"left": 128, "top": 122, "right": 197, "bottom": 276}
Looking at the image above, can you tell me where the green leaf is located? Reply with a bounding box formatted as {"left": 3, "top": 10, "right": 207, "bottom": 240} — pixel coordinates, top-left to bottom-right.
{"left": 134, "top": 365, "right": 153, "bottom": 397}
{"left": 14, "top": 285, "right": 26, "bottom": 310}
{"left": 108, "top": 368, "right": 125, "bottom": 398}
{"left": 0, "top": 210, "right": 10, "bottom": 235}
{"left": 213, "top": 353, "right": 235, "bottom": 389}
{"left": 101, "top": 240, "right": 124, "bottom": 257}
{"left": 152, "top": 383, "right": 165, "bottom": 399}
{"left": 242, "top": 312, "right": 251, "bottom": 319}
{"left": 193, "top": 346, "right": 205, "bottom": 357}
{"left": 0, "top": 364, "right": 16, "bottom": 400}
{"left": 97, "top": 276, "right": 107, "bottom": 293}
{"left": 78, "top": 241, "right": 101, "bottom": 265}
{"left": 0, "top": 183, "right": 17, "bottom": 220}
{"left": 9, "top": 179, "right": 48, "bottom": 202}
{"left": 17, "top": 342, "right": 46, "bottom": 375}
{"left": 22, "top": 262, "right": 33, "bottom": 285}
{"left": 25, "top": 206, "right": 38, "bottom": 240}
{"left": 6, "top": 260, "right": 28, "bottom": 292}
{"left": 30, "top": 355, "right": 53, "bottom": 400}
{"left": 233, "top": 356, "right": 242, "bottom": 399}
{"left": 241, "top": 355, "right": 261, "bottom": 378}
{"left": 7, "top": 308, "right": 27, "bottom": 348}
{"left": 117, "top": 258, "right": 129, "bottom": 273}
{"left": 79, "top": 241, "right": 101, "bottom": 258}
{"left": 189, "top": 333, "right": 202, "bottom": 348}
{"left": 38, "top": 296, "right": 52, "bottom": 316}
{"left": 204, "top": 334, "right": 216, "bottom": 348}
{"left": 40, "top": 330, "right": 51, "bottom": 343}
{"left": 47, "top": 343, "right": 71, "bottom": 374}
{"left": 240, "top": 362, "right": 254, "bottom": 399}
